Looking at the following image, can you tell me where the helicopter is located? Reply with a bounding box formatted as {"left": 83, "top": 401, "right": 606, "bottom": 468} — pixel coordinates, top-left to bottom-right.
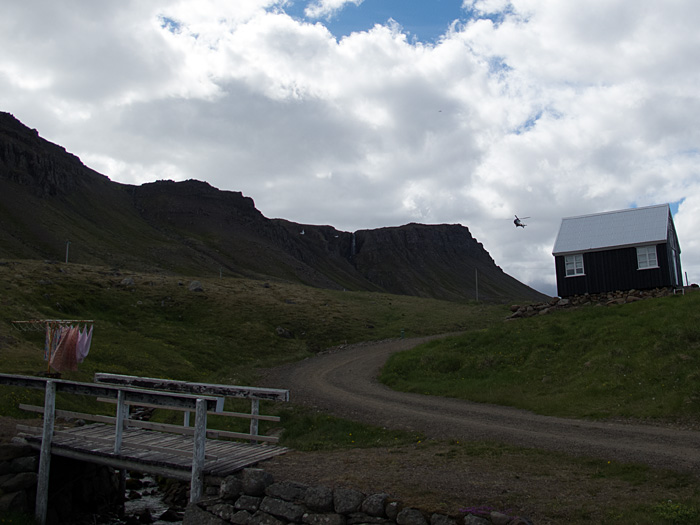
{"left": 513, "top": 215, "right": 530, "bottom": 228}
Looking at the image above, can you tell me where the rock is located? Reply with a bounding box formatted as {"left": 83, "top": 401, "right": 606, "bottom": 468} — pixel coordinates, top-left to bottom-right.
{"left": 334, "top": 488, "right": 364, "bottom": 514}
{"left": 183, "top": 502, "right": 230, "bottom": 525}
{"left": 489, "top": 512, "right": 511, "bottom": 525}
{"left": 120, "top": 277, "right": 135, "bottom": 287}
{"left": 10, "top": 454, "right": 37, "bottom": 473}
{"left": 276, "top": 326, "right": 293, "bottom": 338}
{"left": 396, "top": 508, "right": 427, "bottom": 525}
{"left": 220, "top": 475, "right": 244, "bottom": 500}
{"left": 189, "top": 280, "right": 204, "bottom": 292}
{"left": 243, "top": 468, "right": 274, "bottom": 496}
{"left": 0, "top": 471, "right": 37, "bottom": 492}
{"left": 430, "top": 514, "right": 455, "bottom": 525}
{"left": 303, "top": 513, "right": 348, "bottom": 525}
{"left": 385, "top": 501, "right": 402, "bottom": 520}
{"left": 0, "top": 444, "right": 34, "bottom": 462}
{"left": 211, "top": 503, "right": 238, "bottom": 521}
{"left": 0, "top": 490, "right": 27, "bottom": 513}
{"left": 345, "top": 513, "right": 390, "bottom": 525}
{"left": 236, "top": 495, "right": 263, "bottom": 512}
{"left": 260, "top": 496, "right": 306, "bottom": 522}
{"left": 463, "top": 515, "right": 489, "bottom": 525}
{"left": 232, "top": 510, "right": 254, "bottom": 525}
{"left": 249, "top": 510, "right": 287, "bottom": 525}
{"left": 508, "top": 517, "right": 534, "bottom": 525}
{"left": 361, "top": 493, "right": 389, "bottom": 517}
{"left": 159, "top": 508, "right": 184, "bottom": 522}
{"left": 267, "top": 480, "right": 308, "bottom": 502}
{"left": 136, "top": 508, "right": 154, "bottom": 523}
{"left": 305, "top": 485, "right": 334, "bottom": 512}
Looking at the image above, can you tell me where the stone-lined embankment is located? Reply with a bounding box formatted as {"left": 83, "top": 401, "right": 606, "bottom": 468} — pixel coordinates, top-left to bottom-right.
{"left": 185, "top": 468, "right": 532, "bottom": 525}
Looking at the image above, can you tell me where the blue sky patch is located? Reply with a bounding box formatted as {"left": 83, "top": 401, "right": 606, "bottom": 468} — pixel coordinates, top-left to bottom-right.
{"left": 283, "top": 0, "right": 469, "bottom": 43}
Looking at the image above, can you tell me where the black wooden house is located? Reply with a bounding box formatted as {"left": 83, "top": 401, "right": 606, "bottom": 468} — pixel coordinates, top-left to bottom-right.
{"left": 552, "top": 204, "right": 682, "bottom": 298}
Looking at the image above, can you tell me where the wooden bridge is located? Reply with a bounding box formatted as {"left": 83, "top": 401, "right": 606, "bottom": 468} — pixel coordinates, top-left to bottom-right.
{"left": 0, "top": 372, "right": 290, "bottom": 525}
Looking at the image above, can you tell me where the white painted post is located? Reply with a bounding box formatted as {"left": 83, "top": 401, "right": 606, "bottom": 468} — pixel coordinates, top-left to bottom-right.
{"left": 250, "top": 399, "right": 259, "bottom": 444}
{"left": 190, "top": 398, "right": 207, "bottom": 503}
{"left": 114, "top": 389, "right": 128, "bottom": 517}
{"left": 114, "top": 389, "right": 126, "bottom": 454}
{"left": 36, "top": 380, "right": 56, "bottom": 525}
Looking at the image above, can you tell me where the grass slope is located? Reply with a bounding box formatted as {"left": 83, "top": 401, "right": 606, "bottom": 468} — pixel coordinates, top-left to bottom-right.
{"left": 0, "top": 259, "right": 500, "bottom": 418}
{"left": 381, "top": 292, "right": 700, "bottom": 423}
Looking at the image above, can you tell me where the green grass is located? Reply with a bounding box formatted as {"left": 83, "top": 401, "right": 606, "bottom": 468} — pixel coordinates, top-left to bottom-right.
{"left": 277, "top": 405, "right": 425, "bottom": 450}
{"left": 380, "top": 292, "right": 700, "bottom": 422}
{"left": 0, "top": 259, "right": 502, "bottom": 385}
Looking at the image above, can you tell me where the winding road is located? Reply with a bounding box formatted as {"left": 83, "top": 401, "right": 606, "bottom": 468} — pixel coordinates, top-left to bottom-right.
{"left": 263, "top": 336, "right": 700, "bottom": 475}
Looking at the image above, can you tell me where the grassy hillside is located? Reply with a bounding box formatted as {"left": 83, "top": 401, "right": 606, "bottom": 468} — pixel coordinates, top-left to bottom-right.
{"left": 0, "top": 258, "right": 503, "bottom": 393}
{"left": 381, "top": 291, "right": 700, "bottom": 423}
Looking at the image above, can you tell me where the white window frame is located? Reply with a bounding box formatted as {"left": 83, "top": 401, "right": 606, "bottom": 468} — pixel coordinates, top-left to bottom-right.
{"left": 565, "top": 254, "right": 585, "bottom": 277}
{"left": 637, "top": 245, "right": 658, "bottom": 270}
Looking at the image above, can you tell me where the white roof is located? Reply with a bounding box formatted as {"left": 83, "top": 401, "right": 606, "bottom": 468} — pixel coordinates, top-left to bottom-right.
{"left": 552, "top": 204, "right": 672, "bottom": 255}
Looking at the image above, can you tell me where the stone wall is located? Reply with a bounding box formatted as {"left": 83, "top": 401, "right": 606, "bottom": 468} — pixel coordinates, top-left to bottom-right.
{"left": 0, "top": 442, "right": 37, "bottom": 515}
{"left": 184, "top": 468, "right": 532, "bottom": 525}
{"left": 0, "top": 442, "right": 120, "bottom": 523}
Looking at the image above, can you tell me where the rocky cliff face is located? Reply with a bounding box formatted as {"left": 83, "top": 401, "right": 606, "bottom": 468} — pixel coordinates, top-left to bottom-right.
{"left": 0, "top": 113, "right": 107, "bottom": 196}
{"left": 0, "top": 112, "right": 547, "bottom": 303}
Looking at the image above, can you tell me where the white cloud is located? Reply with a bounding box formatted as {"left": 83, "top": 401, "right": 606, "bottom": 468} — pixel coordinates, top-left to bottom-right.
{"left": 305, "top": 0, "right": 364, "bottom": 20}
{"left": 2, "top": 0, "right": 699, "bottom": 293}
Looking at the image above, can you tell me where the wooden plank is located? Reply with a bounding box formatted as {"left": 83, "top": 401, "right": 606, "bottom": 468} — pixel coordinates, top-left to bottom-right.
{"left": 19, "top": 404, "right": 116, "bottom": 425}
{"left": 19, "top": 404, "right": 278, "bottom": 442}
{"left": 49, "top": 430, "right": 219, "bottom": 460}
{"left": 97, "top": 398, "right": 281, "bottom": 422}
{"left": 1, "top": 374, "right": 223, "bottom": 411}
{"left": 114, "top": 390, "right": 126, "bottom": 454}
{"left": 35, "top": 380, "right": 56, "bottom": 525}
{"left": 94, "top": 373, "right": 290, "bottom": 402}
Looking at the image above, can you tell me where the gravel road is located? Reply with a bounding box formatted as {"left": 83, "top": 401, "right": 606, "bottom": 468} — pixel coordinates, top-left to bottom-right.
{"left": 262, "top": 336, "right": 700, "bottom": 475}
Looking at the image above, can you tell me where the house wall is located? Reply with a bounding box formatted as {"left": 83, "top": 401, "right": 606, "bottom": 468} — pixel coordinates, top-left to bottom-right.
{"left": 555, "top": 243, "right": 673, "bottom": 297}
{"left": 664, "top": 223, "right": 683, "bottom": 286}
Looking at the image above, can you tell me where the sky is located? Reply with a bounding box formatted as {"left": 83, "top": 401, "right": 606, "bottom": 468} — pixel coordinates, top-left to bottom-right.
{"left": 2, "top": 0, "right": 699, "bottom": 297}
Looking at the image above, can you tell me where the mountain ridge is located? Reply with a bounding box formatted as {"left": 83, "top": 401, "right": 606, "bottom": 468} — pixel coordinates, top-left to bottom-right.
{"left": 0, "top": 111, "right": 547, "bottom": 303}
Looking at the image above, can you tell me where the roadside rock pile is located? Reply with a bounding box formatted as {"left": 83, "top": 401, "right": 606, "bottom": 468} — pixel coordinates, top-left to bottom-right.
{"left": 507, "top": 287, "right": 681, "bottom": 320}
{"left": 184, "top": 468, "right": 532, "bottom": 525}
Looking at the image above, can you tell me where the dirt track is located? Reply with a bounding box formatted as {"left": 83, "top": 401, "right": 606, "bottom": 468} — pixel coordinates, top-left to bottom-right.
{"left": 263, "top": 336, "right": 700, "bottom": 475}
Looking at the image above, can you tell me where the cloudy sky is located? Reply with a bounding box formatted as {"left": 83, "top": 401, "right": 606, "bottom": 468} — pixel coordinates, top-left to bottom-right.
{"left": 2, "top": 0, "right": 699, "bottom": 296}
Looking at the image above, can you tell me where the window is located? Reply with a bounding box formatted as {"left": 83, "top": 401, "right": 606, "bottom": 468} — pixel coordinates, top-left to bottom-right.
{"left": 637, "top": 245, "right": 658, "bottom": 269}
{"left": 565, "top": 254, "right": 584, "bottom": 276}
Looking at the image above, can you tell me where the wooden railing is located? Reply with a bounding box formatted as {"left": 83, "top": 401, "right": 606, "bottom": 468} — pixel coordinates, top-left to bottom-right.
{"left": 92, "top": 373, "right": 289, "bottom": 444}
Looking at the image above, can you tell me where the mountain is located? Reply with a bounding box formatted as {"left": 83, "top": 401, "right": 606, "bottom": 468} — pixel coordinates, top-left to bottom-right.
{"left": 0, "top": 112, "right": 547, "bottom": 303}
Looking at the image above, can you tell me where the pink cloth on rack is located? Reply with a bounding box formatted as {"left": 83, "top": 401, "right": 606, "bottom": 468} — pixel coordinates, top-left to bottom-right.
{"left": 50, "top": 325, "right": 79, "bottom": 372}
